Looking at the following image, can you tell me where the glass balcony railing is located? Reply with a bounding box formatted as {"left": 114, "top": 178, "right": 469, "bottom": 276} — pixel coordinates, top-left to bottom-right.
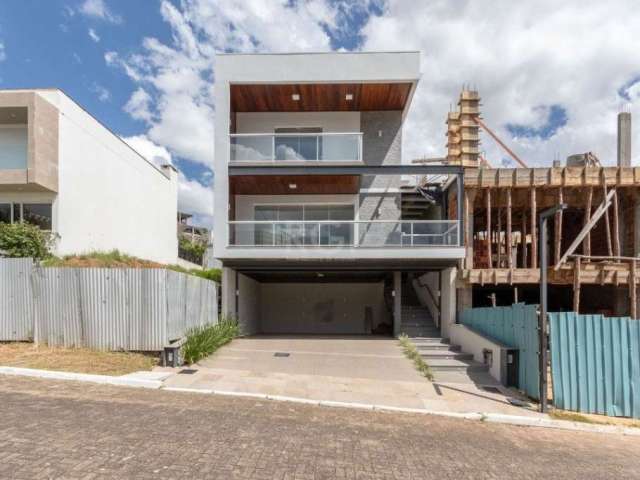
{"left": 229, "top": 133, "right": 363, "bottom": 163}
{"left": 228, "top": 220, "right": 460, "bottom": 247}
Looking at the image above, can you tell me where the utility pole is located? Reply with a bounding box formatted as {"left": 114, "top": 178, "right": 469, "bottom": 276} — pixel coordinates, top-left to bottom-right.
{"left": 539, "top": 204, "right": 567, "bottom": 413}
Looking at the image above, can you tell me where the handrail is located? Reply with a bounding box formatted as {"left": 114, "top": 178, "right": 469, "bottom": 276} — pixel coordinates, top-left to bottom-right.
{"left": 229, "top": 132, "right": 363, "bottom": 137}
{"left": 228, "top": 220, "right": 456, "bottom": 224}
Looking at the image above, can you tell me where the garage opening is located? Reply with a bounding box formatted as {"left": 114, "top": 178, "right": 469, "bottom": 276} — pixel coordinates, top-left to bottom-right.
{"left": 236, "top": 271, "right": 395, "bottom": 335}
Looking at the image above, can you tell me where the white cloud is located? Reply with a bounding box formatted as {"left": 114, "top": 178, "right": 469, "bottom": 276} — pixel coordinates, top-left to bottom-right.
{"left": 124, "top": 88, "right": 153, "bottom": 122}
{"left": 80, "top": 0, "right": 122, "bottom": 24}
{"left": 122, "top": 135, "right": 213, "bottom": 227}
{"left": 360, "top": 0, "right": 640, "bottom": 167}
{"left": 90, "top": 83, "right": 111, "bottom": 102}
{"left": 88, "top": 28, "right": 100, "bottom": 43}
{"left": 0, "top": 42, "right": 5, "bottom": 62}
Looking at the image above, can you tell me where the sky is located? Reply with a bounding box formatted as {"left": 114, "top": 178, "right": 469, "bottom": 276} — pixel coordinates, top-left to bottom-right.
{"left": 0, "top": 0, "right": 639, "bottom": 228}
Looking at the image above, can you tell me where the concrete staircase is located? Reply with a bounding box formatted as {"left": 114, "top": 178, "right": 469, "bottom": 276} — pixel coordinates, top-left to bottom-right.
{"left": 401, "top": 278, "right": 489, "bottom": 376}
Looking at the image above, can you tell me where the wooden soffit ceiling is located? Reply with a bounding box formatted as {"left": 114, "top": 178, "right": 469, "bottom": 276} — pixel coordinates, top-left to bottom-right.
{"left": 230, "top": 175, "right": 360, "bottom": 195}
{"left": 231, "top": 83, "right": 413, "bottom": 112}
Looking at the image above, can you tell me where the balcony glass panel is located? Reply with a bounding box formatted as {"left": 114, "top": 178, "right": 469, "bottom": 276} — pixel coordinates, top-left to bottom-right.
{"left": 229, "top": 220, "right": 459, "bottom": 247}
{"left": 229, "top": 133, "right": 362, "bottom": 163}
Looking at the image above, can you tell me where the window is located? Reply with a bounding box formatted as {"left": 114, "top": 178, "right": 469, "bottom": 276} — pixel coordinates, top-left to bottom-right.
{"left": 0, "top": 202, "right": 52, "bottom": 230}
{"left": 254, "top": 204, "right": 354, "bottom": 246}
{"left": 274, "top": 127, "right": 322, "bottom": 161}
{"left": 22, "top": 204, "right": 52, "bottom": 230}
{"left": 0, "top": 204, "right": 10, "bottom": 223}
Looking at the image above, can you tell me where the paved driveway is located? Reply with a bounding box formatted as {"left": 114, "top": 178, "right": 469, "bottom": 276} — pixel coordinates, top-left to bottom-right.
{"left": 160, "top": 336, "right": 539, "bottom": 416}
{"left": 1, "top": 376, "right": 638, "bottom": 479}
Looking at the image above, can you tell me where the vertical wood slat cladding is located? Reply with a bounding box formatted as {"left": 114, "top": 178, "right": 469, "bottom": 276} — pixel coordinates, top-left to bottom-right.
{"left": 231, "top": 83, "right": 412, "bottom": 112}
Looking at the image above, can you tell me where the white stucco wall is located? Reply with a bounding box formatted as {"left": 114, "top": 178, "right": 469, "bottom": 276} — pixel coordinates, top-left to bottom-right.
{"left": 46, "top": 91, "right": 178, "bottom": 263}
{"left": 0, "top": 125, "right": 28, "bottom": 169}
{"left": 238, "top": 273, "right": 260, "bottom": 335}
{"left": 235, "top": 112, "right": 360, "bottom": 134}
{"left": 449, "top": 324, "right": 508, "bottom": 383}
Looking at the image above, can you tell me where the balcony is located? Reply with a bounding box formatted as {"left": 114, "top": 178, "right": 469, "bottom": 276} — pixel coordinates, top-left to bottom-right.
{"left": 228, "top": 220, "right": 460, "bottom": 247}
{"left": 229, "top": 133, "right": 362, "bottom": 163}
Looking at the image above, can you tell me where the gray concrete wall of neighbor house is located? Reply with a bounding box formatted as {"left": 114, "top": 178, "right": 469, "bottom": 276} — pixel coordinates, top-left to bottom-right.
{"left": 359, "top": 111, "right": 402, "bottom": 246}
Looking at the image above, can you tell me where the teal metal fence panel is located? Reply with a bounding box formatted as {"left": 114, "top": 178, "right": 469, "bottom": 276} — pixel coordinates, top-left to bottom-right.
{"left": 461, "top": 304, "right": 539, "bottom": 399}
{"left": 548, "top": 312, "right": 640, "bottom": 418}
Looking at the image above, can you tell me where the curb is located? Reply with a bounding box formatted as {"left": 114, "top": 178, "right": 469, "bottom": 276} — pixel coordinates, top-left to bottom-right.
{"left": 0, "top": 366, "right": 163, "bottom": 389}
{"left": 1, "top": 368, "right": 638, "bottom": 436}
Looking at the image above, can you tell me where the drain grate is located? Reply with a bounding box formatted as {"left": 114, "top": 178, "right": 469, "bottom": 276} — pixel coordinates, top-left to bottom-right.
{"left": 178, "top": 368, "right": 198, "bottom": 375}
{"left": 480, "top": 385, "right": 501, "bottom": 394}
{"left": 274, "top": 352, "right": 290, "bottom": 358}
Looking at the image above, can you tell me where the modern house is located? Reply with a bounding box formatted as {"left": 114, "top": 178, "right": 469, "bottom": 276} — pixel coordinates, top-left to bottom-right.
{"left": 0, "top": 89, "right": 178, "bottom": 264}
{"left": 214, "top": 52, "right": 465, "bottom": 336}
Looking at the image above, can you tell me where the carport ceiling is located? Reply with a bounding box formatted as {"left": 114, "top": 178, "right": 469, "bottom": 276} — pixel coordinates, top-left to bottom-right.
{"left": 230, "top": 175, "right": 359, "bottom": 195}
{"left": 241, "top": 270, "right": 390, "bottom": 283}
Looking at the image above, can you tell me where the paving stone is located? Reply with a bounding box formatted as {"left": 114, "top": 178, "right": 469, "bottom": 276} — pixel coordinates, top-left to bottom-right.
{"left": 0, "top": 376, "right": 638, "bottom": 479}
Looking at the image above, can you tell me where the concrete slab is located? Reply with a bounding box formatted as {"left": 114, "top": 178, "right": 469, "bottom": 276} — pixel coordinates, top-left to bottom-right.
{"left": 158, "top": 336, "right": 542, "bottom": 417}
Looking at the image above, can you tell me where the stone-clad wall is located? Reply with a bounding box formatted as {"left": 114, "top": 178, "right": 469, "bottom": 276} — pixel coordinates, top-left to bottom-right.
{"left": 358, "top": 111, "right": 402, "bottom": 246}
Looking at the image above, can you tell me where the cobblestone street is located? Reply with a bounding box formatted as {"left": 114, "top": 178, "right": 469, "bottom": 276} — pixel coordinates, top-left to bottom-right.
{"left": 0, "top": 376, "right": 638, "bottom": 479}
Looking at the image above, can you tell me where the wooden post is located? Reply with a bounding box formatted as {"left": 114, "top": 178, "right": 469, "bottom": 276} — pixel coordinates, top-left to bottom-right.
{"left": 522, "top": 212, "right": 528, "bottom": 268}
{"left": 464, "top": 189, "right": 474, "bottom": 269}
{"left": 613, "top": 190, "right": 621, "bottom": 257}
{"left": 583, "top": 187, "right": 593, "bottom": 256}
{"left": 486, "top": 189, "right": 492, "bottom": 268}
{"left": 497, "top": 190, "right": 502, "bottom": 268}
{"left": 531, "top": 188, "right": 537, "bottom": 269}
{"left": 573, "top": 257, "right": 581, "bottom": 313}
{"left": 631, "top": 260, "right": 637, "bottom": 319}
{"left": 507, "top": 188, "right": 513, "bottom": 269}
{"left": 554, "top": 188, "right": 563, "bottom": 265}
{"left": 602, "top": 173, "right": 613, "bottom": 256}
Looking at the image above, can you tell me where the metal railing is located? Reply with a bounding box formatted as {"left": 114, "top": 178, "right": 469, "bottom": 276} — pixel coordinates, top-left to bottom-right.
{"left": 228, "top": 220, "right": 460, "bottom": 247}
{"left": 229, "top": 133, "right": 363, "bottom": 163}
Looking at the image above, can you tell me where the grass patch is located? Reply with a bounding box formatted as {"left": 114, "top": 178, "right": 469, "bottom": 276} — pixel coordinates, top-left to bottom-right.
{"left": 399, "top": 334, "right": 434, "bottom": 381}
{"left": 0, "top": 342, "right": 157, "bottom": 376}
{"left": 42, "top": 250, "right": 164, "bottom": 268}
{"left": 550, "top": 409, "right": 640, "bottom": 428}
{"left": 41, "top": 250, "right": 222, "bottom": 283}
{"left": 182, "top": 319, "right": 239, "bottom": 365}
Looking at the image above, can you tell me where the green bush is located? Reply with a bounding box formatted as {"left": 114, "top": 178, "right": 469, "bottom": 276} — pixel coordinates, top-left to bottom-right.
{"left": 192, "top": 268, "right": 221, "bottom": 283}
{"left": 182, "top": 318, "right": 239, "bottom": 365}
{"left": 0, "top": 222, "right": 54, "bottom": 259}
{"left": 179, "top": 238, "right": 206, "bottom": 264}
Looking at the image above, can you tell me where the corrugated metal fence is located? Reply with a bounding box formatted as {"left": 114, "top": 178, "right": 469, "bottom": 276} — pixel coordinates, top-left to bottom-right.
{"left": 0, "top": 258, "right": 217, "bottom": 351}
{"left": 548, "top": 312, "right": 640, "bottom": 418}
{"left": 460, "top": 304, "right": 540, "bottom": 399}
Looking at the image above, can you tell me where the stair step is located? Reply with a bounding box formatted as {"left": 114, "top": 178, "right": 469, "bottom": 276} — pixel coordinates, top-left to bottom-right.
{"left": 426, "top": 358, "right": 490, "bottom": 373}
{"left": 415, "top": 343, "right": 460, "bottom": 351}
{"left": 420, "top": 351, "right": 474, "bottom": 361}
{"left": 409, "top": 337, "right": 449, "bottom": 345}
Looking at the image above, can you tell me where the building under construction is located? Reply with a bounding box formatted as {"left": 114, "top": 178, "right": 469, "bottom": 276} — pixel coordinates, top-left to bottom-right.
{"left": 438, "top": 90, "right": 639, "bottom": 318}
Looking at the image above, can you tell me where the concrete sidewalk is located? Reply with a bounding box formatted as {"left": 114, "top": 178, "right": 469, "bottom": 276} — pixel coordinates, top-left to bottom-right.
{"left": 158, "top": 336, "right": 541, "bottom": 417}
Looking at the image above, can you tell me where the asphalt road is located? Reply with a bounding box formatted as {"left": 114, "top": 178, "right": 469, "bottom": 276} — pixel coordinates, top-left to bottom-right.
{"left": 0, "top": 376, "right": 638, "bottom": 479}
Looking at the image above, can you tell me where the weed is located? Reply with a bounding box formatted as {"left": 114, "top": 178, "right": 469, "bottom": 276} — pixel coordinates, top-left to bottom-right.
{"left": 399, "top": 334, "right": 434, "bottom": 381}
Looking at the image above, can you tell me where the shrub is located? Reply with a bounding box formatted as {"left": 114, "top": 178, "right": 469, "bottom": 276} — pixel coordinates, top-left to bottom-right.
{"left": 192, "top": 268, "right": 221, "bottom": 283}
{"left": 182, "top": 318, "right": 239, "bottom": 365}
{"left": 178, "top": 238, "right": 206, "bottom": 265}
{"left": 0, "top": 222, "right": 54, "bottom": 259}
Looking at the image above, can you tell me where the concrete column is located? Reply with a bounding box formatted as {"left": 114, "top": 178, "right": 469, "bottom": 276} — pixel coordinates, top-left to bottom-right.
{"left": 440, "top": 268, "right": 457, "bottom": 340}
{"left": 393, "top": 271, "right": 402, "bottom": 337}
{"left": 221, "top": 267, "right": 237, "bottom": 320}
{"left": 618, "top": 112, "right": 631, "bottom": 167}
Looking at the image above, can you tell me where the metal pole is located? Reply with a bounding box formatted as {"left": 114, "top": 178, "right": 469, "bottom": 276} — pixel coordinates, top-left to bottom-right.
{"left": 539, "top": 214, "right": 548, "bottom": 413}
{"left": 538, "top": 203, "right": 567, "bottom": 414}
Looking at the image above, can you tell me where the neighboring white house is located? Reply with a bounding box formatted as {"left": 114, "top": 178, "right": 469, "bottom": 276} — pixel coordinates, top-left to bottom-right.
{"left": 0, "top": 89, "right": 178, "bottom": 264}
{"left": 213, "top": 52, "right": 465, "bottom": 336}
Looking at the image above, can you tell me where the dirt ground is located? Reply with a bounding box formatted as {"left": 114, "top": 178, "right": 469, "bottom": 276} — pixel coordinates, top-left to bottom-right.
{"left": 0, "top": 342, "right": 157, "bottom": 375}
